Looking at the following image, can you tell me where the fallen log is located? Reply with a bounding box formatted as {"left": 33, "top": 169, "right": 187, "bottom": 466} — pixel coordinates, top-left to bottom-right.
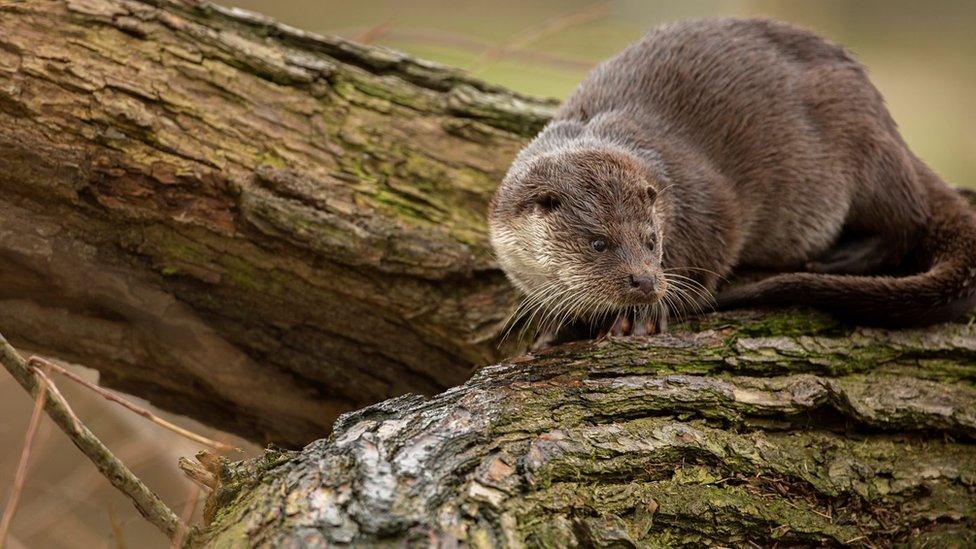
{"left": 0, "top": 0, "right": 553, "bottom": 445}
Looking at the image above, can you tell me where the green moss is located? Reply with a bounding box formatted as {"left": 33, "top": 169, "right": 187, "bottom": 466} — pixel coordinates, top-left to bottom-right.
{"left": 198, "top": 515, "right": 251, "bottom": 549}
{"left": 330, "top": 77, "right": 393, "bottom": 113}
{"left": 372, "top": 188, "right": 444, "bottom": 224}
{"left": 518, "top": 481, "right": 859, "bottom": 546}
{"left": 163, "top": 239, "right": 208, "bottom": 263}
{"left": 222, "top": 257, "right": 262, "bottom": 292}
{"left": 721, "top": 310, "right": 843, "bottom": 338}
{"left": 441, "top": 119, "right": 506, "bottom": 145}
{"left": 259, "top": 446, "right": 297, "bottom": 470}
{"left": 671, "top": 465, "right": 724, "bottom": 486}
{"left": 255, "top": 148, "right": 287, "bottom": 168}
{"left": 345, "top": 72, "right": 437, "bottom": 112}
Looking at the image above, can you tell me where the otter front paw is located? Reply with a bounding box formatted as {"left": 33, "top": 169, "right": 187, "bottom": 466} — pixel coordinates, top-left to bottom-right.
{"left": 608, "top": 314, "right": 632, "bottom": 336}
{"left": 530, "top": 330, "right": 558, "bottom": 351}
{"left": 604, "top": 314, "right": 666, "bottom": 337}
{"left": 635, "top": 314, "right": 667, "bottom": 335}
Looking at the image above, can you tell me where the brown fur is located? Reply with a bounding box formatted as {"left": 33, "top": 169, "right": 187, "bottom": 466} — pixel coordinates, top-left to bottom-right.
{"left": 489, "top": 18, "right": 976, "bottom": 335}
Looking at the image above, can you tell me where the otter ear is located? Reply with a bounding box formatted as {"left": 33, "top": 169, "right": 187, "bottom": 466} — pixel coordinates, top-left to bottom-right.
{"left": 645, "top": 185, "right": 658, "bottom": 203}
{"left": 531, "top": 193, "right": 561, "bottom": 213}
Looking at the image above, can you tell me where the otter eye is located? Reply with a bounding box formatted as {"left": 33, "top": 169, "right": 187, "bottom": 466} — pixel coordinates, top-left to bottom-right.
{"left": 646, "top": 186, "right": 658, "bottom": 202}
{"left": 534, "top": 194, "right": 560, "bottom": 213}
{"left": 592, "top": 239, "right": 607, "bottom": 252}
{"left": 647, "top": 233, "right": 657, "bottom": 250}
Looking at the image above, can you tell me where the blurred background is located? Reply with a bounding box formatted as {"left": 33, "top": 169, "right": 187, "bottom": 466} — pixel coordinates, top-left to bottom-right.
{"left": 2, "top": 1, "right": 974, "bottom": 548}
{"left": 229, "top": 0, "right": 976, "bottom": 187}
{"left": 0, "top": 361, "right": 259, "bottom": 549}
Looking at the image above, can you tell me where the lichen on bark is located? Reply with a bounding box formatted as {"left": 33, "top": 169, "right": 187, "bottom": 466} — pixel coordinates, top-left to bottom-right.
{"left": 196, "top": 311, "right": 976, "bottom": 547}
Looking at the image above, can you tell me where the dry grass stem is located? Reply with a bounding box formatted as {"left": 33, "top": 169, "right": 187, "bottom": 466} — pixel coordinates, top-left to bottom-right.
{"left": 106, "top": 504, "right": 128, "bottom": 549}
{"left": 0, "top": 334, "right": 184, "bottom": 539}
{"left": 28, "top": 366, "right": 83, "bottom": 432}
{"left": 0, "top": 363, "right": 51, "bottom": 545}
{"left": 171, "top": 482, "right": 203, "bottom": 549}
{"left": 470, "top": 1, "right": 612, "bottom": 72}
{"left": 27, "top": 356, "right": 238, "bottom": 454}
{"left": 14, "top": 439, "right": 156, "bottom": 540}
{"left": 354, "top": 20, "right": 393, "bottom": 44}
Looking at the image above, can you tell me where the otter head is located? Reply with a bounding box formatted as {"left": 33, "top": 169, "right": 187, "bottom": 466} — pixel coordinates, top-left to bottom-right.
{"left": 489, "top": 147, "right": 669, "bottom": 330}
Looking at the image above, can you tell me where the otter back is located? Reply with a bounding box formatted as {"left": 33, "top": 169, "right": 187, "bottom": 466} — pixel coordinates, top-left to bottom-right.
{"left": 489, "top": 18, "right": 976, "bottom": 335}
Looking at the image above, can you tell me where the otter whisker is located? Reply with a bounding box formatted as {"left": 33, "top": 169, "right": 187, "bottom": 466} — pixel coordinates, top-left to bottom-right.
{"left": 544, "top": 295, "right": 578, "bottom": 337}
{"left": 664, "top": 266, "right": 729, "bottom": 283}
{"left": 669, "top": 278, "right": 715, "bottom": 304}
{"left": 661, "top": 281, "right": 693, "bottom": 317}
{"left": 636, "top": 304, "right": 652, "bottom": 334}
{"left": 590, "top": 300, "right": 616, "bottom": 336}
{"left": 504, "top": 282, "right": 580, "bottom": 344}
{"left": 657, "top": 294, "right": 673, "bottom": 331}
{"left": 532, "top": 291, "right": 575, "bottom": 329}
{"left": 502, "top": 284, "right": 565, "bottom": 342}
{"left": 666, "top": 281, "right": 707, "bottom": 318}
{"left": 665, "top": 272, "right": 717, "bottom": 301}
{"left": 664, "top": 274, "right": 716, "bottom": 310}
{"left": 535, "top": 287, "right": 584, "bottom": 340}
{"left": 559, "top": 286, "right": 602, "bottom": 331}
{"left": 666, "top": 283, "right": 705, "bottom": 316}
{"left": 654, "top": 182, "right": 677, "bottom": 199}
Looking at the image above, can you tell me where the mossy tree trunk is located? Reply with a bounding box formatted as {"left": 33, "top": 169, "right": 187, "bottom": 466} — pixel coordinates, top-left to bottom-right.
{"left": 198, "top": 310, "right": 976, "bottom": 547}
{"left": 0, "top": 0, "right": 552, "bottom": 445}
{"left": 1, "top": 0, "right": 975, "bottom": 545}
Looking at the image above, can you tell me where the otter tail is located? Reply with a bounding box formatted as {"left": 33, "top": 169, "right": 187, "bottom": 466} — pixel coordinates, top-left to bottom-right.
{"left": 717, "top": 189, "right": 976, "bottom": 327}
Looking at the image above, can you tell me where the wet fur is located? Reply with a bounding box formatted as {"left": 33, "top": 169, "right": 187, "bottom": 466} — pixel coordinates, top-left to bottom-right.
{"left": 489, "top": 18, "right": 976, "bottom": 335}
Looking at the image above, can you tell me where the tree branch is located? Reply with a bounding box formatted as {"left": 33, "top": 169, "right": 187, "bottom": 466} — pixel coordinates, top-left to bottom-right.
{"left": 29, "top": 356, "right": 236, "bottom": 453}
{"left": 0, "top": 334, "right": 185, "bottom": 539}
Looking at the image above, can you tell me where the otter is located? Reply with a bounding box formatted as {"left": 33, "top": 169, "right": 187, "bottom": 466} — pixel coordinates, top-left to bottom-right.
{"left": 489, "top": 18, "right": 976, "bottom": 340}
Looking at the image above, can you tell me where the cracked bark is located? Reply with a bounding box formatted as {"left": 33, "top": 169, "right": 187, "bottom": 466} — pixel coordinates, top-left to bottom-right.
{"left": 1, "top": 0, "right": 975, "bottom": 545}
{"left": 197, "top": 310, "right": 976, "bottom": 547}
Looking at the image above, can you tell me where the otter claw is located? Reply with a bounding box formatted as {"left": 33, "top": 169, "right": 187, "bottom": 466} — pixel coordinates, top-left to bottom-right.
{"left": 608, "top": 314, "right": 667, "bottom": 337}
{"left": 632, "top": 319, "right": 652, "bottom": 336}
{"left": 609, "top": 315, "right": 632, "bottom": 336}
{"left": 635, "top": 316, "right": 667, "bottom": 336}
{"left": 530, "top": 330, "right": 557, "bottom": 351}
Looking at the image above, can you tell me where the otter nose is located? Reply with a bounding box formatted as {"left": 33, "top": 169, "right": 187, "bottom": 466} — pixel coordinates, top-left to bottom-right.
{"left": 628, "top": 274, "right": 657, "bottom": 297}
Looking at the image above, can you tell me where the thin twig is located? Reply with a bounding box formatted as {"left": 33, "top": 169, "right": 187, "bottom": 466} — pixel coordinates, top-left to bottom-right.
{"left": 28, "top": 356, "right": 237, "bottom": 453}
{"left": 30, "top": 366, "right": 83, "bottom": 431}
{"left": 171, "top": 482, "right": 202, "bottom": 549}
{"left": 106, "top": 503, "right": 128, "bottom": 549}
{"left": 15, "top": 439, "right": 156, "bottom": 540}
{"left": 330, "top": 26, "right": 594, "bottom": 70}
{"left": 0, "top": 363, "right": 51, "bottom": 545}
{"left": 470, "top": 1, "right": 613, "bottom": 73}
{"left": 354, "top": 19, "right": 393, "bottom": 44}
{"left": 0, "top": 333, "right": 185, "bottom": 539}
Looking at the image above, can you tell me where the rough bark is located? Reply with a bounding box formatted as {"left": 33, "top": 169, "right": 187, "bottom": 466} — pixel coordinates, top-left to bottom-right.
{"left": 196, "top": 309, "right": 976, "bottom": 547}
{"left": 0, "top": 0, "right": 554, "bottom": 445}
